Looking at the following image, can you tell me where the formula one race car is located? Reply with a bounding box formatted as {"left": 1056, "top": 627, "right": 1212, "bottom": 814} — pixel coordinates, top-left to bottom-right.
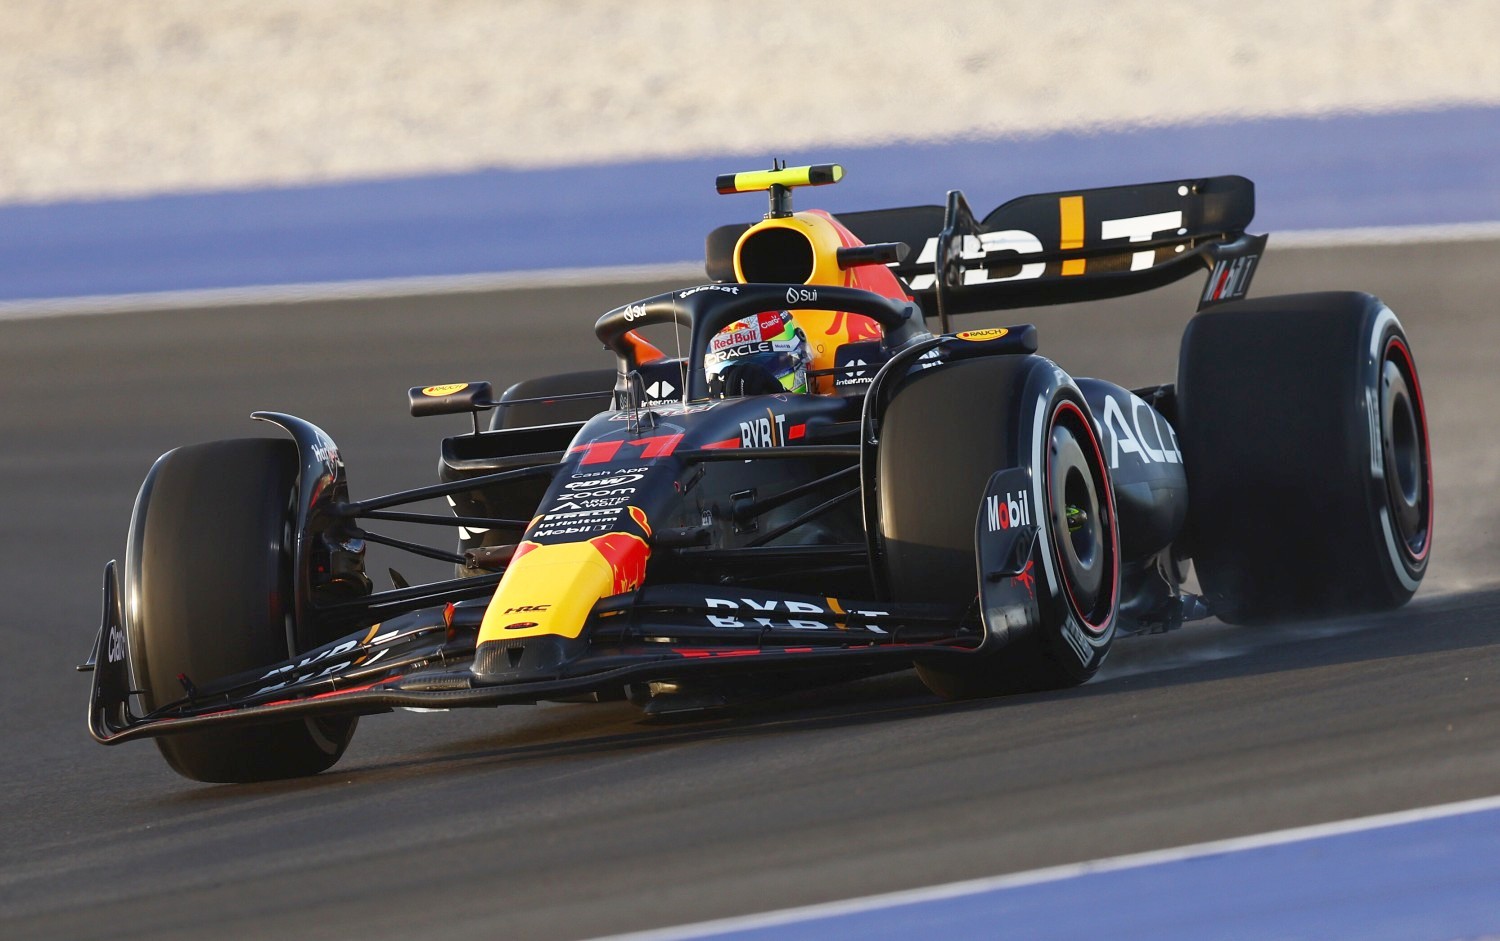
{"left": 82, "top": 162, "right": 1433, "bottom": 782}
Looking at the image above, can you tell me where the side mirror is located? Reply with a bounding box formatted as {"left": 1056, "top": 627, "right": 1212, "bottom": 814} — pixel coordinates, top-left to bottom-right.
{"left": 408, "top": 381, "right": 494, "bottom": 418}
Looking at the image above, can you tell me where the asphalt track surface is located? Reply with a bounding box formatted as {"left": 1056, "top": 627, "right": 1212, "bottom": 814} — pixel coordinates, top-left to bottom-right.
{"left": 2, "top": 240, "right": 1498, "bottom": 939}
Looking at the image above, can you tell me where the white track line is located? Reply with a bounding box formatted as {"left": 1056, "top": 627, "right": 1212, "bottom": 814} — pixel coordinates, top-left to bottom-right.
{"left": 593, "top": 793, "right": 1500, "bottom": 941}
{"left": 1274, "top": 219, "right": 1500, "bottom": 246}
{"left": 0, "top": 261, "right": 705, "bottom": 322}
{"left": 3, "top": 222, "right": 1499, "bottom": 323}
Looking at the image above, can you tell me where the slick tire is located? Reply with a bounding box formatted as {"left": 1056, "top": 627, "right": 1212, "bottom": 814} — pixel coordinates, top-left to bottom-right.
{"left": 488, "top": 368, "right": 617, "bottom": 430}
{"left": 127, "top": 438, "right": 356, "bottom": 782}
{"left": 877, "top": 355, "right": 1119, "bottom": 698}
{"left": 1177, "top": 292, "right": 1433, "bottom": 623}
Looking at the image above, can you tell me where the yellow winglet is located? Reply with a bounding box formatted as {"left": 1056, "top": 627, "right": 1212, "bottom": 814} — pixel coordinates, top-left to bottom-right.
{"left": 716, "top": 164, "right": 843, "bottom": 195}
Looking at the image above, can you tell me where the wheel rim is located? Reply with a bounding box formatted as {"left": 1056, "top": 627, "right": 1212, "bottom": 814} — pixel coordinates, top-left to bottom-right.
{"left": 1381, "top": 337, "right": 1431, "bottom": 562}
{"left": 1047, "top": 401, "right": 1117, "bottom": 633}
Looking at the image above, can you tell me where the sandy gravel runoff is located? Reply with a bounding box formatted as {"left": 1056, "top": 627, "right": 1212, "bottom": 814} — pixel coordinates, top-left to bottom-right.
{"left": 3, "top": 0, "right": 1498, "bottom": 204}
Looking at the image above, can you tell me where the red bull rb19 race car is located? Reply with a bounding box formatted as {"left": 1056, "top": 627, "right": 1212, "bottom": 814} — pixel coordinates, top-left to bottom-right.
{"left": 81, "top": 162, "right": 1433, "bottom": 783}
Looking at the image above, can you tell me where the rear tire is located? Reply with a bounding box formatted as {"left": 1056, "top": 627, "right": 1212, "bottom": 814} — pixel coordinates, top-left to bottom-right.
{"left": 878, "top": 356, "right": 1119, "bottom": 697}
{"left": 127, "top": 438, "right": 356, "bottom": 782}
{"left": 1177, "top": 292, "right": 1432, "bottom": 623}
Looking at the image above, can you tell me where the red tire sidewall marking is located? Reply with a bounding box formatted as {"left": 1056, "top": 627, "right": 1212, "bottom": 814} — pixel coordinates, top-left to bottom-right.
{"left": 1385, "top": 334, "right": 1433, "bottom": 564}
{"left": 1047, "top": 398, "right": 1119, "bottom": 636}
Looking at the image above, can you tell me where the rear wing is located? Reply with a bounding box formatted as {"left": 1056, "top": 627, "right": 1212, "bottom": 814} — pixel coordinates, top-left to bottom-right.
{"left": 707, "top": 175, "right": 1266, "bottom": 330}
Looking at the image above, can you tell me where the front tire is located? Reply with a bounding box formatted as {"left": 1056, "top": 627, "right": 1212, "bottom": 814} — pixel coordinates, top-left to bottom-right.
{"left": 877, "top": 355, "right": 1119, "bottom": 698}
{"left": 127, "top": 438, "right": 356, "bottom": 782}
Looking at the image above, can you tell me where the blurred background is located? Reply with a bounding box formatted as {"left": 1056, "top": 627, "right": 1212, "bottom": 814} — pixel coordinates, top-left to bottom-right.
{"left": 3, "top": 0, "right": 1498, "bottom": 304}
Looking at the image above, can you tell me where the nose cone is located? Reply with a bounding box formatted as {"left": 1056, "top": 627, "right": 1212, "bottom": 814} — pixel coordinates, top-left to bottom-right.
{"left": 471, "top": 512, "right": 653, "bottom": 681}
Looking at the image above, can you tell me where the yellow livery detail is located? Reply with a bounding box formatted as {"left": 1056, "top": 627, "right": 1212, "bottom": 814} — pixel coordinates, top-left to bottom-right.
{"left": 732, "top": 211, "right": 848, "bottom": 288}
{"left": 478, "top": 542, "right": 617, "bottom": 643}
{"left": 956, "top": 328, "right": 1009, "bottom": 342}
{"left": 717, "top": 164, "right": 843, "bottom": 195}
{"left": 421, "top": 383, "right": 470, "bottom": 397}
{"left": 1059, "top": 195, "right": 1087, "bottom": 276}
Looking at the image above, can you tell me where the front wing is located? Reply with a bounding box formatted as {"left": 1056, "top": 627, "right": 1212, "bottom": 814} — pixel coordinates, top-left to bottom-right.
{"left": 84, "top": 563, "right": 980, "bottom": 745}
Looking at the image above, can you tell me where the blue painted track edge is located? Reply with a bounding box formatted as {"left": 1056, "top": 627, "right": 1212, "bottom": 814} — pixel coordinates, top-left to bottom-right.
{"left": 591, "top": 793, "right": 1500, "bottom": 941}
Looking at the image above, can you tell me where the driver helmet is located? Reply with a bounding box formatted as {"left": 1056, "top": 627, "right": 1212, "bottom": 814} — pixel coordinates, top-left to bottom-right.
{"left": 705, "top": 309, "right": 810, "bottom": 397}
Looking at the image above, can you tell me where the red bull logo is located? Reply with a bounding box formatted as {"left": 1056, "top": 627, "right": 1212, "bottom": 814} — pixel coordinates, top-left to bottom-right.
{"left": 588, "top": 531, "right": 650, "bottom": 594}
{"left": 590, "top": 505, "right": 652, "bottom": 594}
{"left": 627, "top": 505, "right": 652, "bottom": 534}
